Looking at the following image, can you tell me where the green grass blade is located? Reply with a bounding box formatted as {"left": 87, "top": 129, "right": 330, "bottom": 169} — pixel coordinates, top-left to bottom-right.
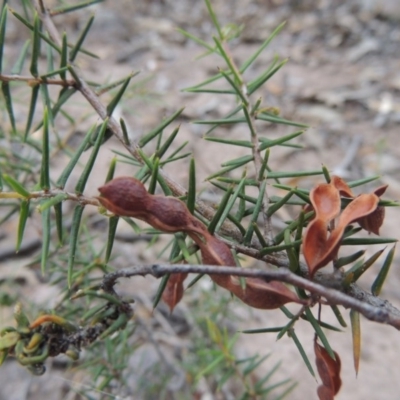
{"left": 75, "top": 119, "right": 108, "bottom": 194}
{"left": 69, "top": 14, "right": 94, "bottom": 62}
{"left": 40, "top": 107, "right": 50, "bottom": 190}
{"left": 56, "top": 124, "right": 95, "bottom": 188}
{"left": 371, "top": 246, "right": 396, "bottom": 296}
{"left": 67, "top": 204, "right": 84, "bottom": 287}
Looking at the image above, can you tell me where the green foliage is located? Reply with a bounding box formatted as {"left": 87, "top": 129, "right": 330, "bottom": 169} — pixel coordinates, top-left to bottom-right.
{"left": 0, "top": 1, "right": 398, "bottom": 399}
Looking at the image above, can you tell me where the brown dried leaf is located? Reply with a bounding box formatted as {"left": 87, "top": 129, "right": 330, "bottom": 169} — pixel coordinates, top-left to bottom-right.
{"left": 315, "top": 340, "right": 342, "bottom": 400}
{"left": 229, "top": 277, "right": 305, "bottom": 309}
{"left": 162, "top": 272, "right": 188, "bottom": 312}
{"left": 331, "top": 175, "right": 355, "bottom": 198}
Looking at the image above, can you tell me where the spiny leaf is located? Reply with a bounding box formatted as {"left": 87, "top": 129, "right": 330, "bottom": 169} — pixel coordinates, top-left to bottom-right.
{"left": 50, "top": 0, "right": 104, "bottom": 16}
{"left": 1, "top": 82, "right": 16, "bottom": 134}
{"left": 11, "top": 39, "right": 30, "bottom": 74}
{"left": 105, "top": 216, "right": 118, "bottom": 263}
{"left": 0, "top": 5, "right": 8, "bottom": 73}
{"left": 16, "top": 200, "right": 30, "bottom": 252}
{"left": 350, "top": 310, "right": 361, "bottom": 376}
{"left": 69, "top": 14, "right": 95, "bottom": 62}
{"left": 67, "top": 204, "right": 84, "bottom": 287}
{"left": 243, "top": 179, "right": 266, "bottom": 245}
{"left": 256, "top": 111, "right": 307, "bottom": 128}
{"left": 106, "top": 74, "right": 133, "bottom": 116}
{"left": 248, "top": 59, "right": 288, "bottom": 95}
{"left": 40, "top": 107, "right": 50, "bottom": 190}
{"left": 3, "top": 174, "right": 30, "bottom": 197}
{"left": 289, "top": 329, "right": 315, "bottom": 377}
{"left": 187, "top": 158, "right": 196, "bottom": 215}
{"left": 335, "top": 250, "right": 365, "bottom": 268}
{"left": 139, "top": 108, "right": 184, "bottom": 148}
{"left": 40, "top": 205, "right": 50, "bottom": 275}
{"left": 60, "top": 32, "right": 68, "bottom": 80}
{"left": 30, "top": 12, "right": 40, "bottom": 77}
{"left": 56, "top": 124, "right": 95, "bottom": 188}
{"left": 204, "top": 0, "right": 223, "bottom": 39}
{"left": 75, "top": 119, "right": 108, "bottom": 194}
{"left": 371, "top": 245, "right": 396, "bottom": 296}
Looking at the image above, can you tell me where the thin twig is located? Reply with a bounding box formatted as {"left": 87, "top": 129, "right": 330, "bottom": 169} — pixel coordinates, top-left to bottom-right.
{"left": 102, "top": 263, "right": 400, "bottom": 331}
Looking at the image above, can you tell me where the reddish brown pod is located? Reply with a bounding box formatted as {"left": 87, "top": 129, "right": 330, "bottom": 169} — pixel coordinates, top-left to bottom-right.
{"left": 98, "top": 177, "right": 150, "bottom": 219}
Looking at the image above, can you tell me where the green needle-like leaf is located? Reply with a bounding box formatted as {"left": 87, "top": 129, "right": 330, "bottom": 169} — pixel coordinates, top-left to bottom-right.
{"left": 60, "top": 31, "right": 68, "bottom": 80}
{"left": 204, "top": 0, "right": 223, "bottom": 39}
{"left": 11, "top": 39, "right": 30, "bottom": 74}
{"left": 208, "top": 185, "right": 234, "bottom": 234}
{"left": 148, "top": 157, "right": 160, "bottom": 195}
{"left": 67, "top": 204, "right": 84, "bottom": 287}
{"left": 54, "top": 202, "right": 63, "bottom": 244}
{"left": 267, "top": 190, "right": 294, "bottom": 217}
{"left": 30, "top": 13, "right": 40, "bottom": 77}
{"left": 69, "top": 14, "right": 95, "bottom": 62}
{"left": 3, "top": 174, "right": 30, "bottom": 197}
{"left": 288, "top": 329, "right": 315, "bottom": 377}
{"left": 304, "top": 308, "right": 335, "bottom": 360}
{"left": 256, "top": 112, "right": 307, "bottom": 128}
{"left": 187, "top": 158, "right": 196, "bottom": 215}
{"left": 120, "top": 118, "right": 130, "bottom": 145}
{"left": 40, "top": 206, "right": 50, "bottom": 275}
{"left": 344, "top": 248, "right": 384, "bottom": 284}
{"left": 248, "top": 59, "right": 287, "bottom": 95}
{"left": 243, "top": 180, "right": 266, "bottom": 245}
{"left": 205, "top": 136, "right": 252, "bottom": 148}
{"left": 38, "top": 193, "right": 68, "bottom": 212}
{"left": 56, "top": 124, "right": 95, "bottom": 188}
{"left": 284, "top": 229, "right": 298, "bottom": 272}
{"left": 16, "top": 200, "right": 30, "bottom": 252}
{"left": 40, "top": 107, "right": 50, "bottom": 190}
{"left": 8, "top": 8, "right": 61, "bottom": 53}
{"left": 0, "top": 5, "right": 7, "bottom": 73}
{"left": 219, "top": 68, "right": 248, "bottom": 105}
{"left": 331, "top": 305, "right": 347, "bottom": 328}
{"left": 139, "top": 108, "right": 184, "bottom": 148}
{"left": 350, "top": 310, "right": 361, "bottom": 376}
{"left": 259, "top": 130, "right": 304, "bottom": 150}
{"left": 75, "top": 119, "right": 108, "bottom": 194}
{"left": 371, "top": 246, "right": 396, "bottom": 296}
{"left": 105, "top": 157, "right": 117, "bottom": 184}
{"left": 105, "top": 216, "right": 118, "bottom": 263}
{"left": 1, "top": 82, "right": 16, "bottom": 134}
{"left": 50, "top": 0, "right": 104, "bottom": 15}
{"left": 106, "top": 74, "right": 133, "bottom": 116}
{"left": 342, "top": 237, "right": 397, "bottom": 246}
{"left": 153, "top": 274, "right": 170, "bottom": 309}
{"left": 240, "top": 22, "right": 286, "bottom": 72}
{"left": 335, "top": 250, "right": 365, "bottom": 268}
{"left": 259, "top": 239, "right": 302, "bottom": 256}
